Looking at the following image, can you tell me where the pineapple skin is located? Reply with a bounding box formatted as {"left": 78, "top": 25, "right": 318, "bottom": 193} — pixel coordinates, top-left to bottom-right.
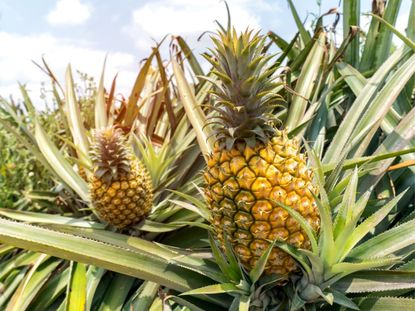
{"left": 78, "top": 166, "right": 88, "bottom": 182}
{"left": 90, "top": 159, "right": 153, "bottom": 228}
{"left": 204, "top": 132, "right": 320, "bottom": 275}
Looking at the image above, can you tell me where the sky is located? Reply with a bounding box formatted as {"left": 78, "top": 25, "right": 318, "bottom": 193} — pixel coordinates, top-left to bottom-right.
{"left": 0, "top": 0, "right": 411, "bottom": 107}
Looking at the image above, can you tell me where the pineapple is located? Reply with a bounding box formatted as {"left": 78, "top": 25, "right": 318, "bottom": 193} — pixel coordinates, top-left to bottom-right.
{"left": 78, "top": 166, "right": 88, "bottom": 181}
{"left": 89, "top": 127, "right": 153, "bottom": 228}
{"left": 203, "top": 26, "right": 320, "bottom": 275}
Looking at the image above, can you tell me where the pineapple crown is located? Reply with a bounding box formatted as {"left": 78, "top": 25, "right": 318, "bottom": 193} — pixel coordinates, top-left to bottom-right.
{"left": 203, "top": 21, "right": 283, "bottom": 149}
{"left": 90, "top": 127, "right": 132, "bottom": 185}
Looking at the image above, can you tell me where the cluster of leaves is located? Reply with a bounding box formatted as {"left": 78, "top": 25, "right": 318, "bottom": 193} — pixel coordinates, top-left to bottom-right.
{"left": 0, "top": 126, "right": 46, "bottom": 207}
{"left": 0, "top": 70, "right": 100, "bottom": 210}
{"left": 0, "top": 102, "right": 55, "bottom": 208}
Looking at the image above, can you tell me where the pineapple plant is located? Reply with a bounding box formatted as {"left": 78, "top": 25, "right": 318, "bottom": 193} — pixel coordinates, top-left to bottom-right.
{"left": 0, "top": 1, "right": 414, "bottom": 310}
{"left": 89, "top": 127, "right": 153, "bottom": 228}
{"left": 202, "top": 25, "right": 320, "bottom": 275}
{"left": 0, "top": 43, "right": 216, "bottom": 310}
{"left": 171, "top": 1, "right": 415, "bottom": 309}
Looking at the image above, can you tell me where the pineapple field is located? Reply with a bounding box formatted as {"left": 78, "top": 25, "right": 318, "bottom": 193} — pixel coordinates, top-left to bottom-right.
{"left": 0, "top": 0, "right": 414, "bottom": 310}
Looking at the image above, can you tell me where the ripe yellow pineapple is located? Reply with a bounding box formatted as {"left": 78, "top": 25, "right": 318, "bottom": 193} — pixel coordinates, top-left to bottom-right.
{"left": 89, "top": 127, "right": 153, "bottom": 228}
{"left": 203, "top": 26, "right": 320, "bottom": 275}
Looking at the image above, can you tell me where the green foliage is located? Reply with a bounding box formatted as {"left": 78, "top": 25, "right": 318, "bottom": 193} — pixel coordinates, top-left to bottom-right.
{"left": 0, "top": 116, "right": 52, "bottom": 208}
{"left": 0, "top": 1, "right": 414, "bottom": 310}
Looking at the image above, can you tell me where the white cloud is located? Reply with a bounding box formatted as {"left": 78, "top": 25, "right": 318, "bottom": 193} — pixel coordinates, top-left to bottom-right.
{"left": 0, "top": 32, "right": 138, "bottom": 108}
{"left": 47, "top": 0, "right": 91, "bottom": 26}
{"left": 124, "top": 0, "right": 279, "bottom": 52}
{"left": 132, "top": 1, "right": 259, "bottom": 38}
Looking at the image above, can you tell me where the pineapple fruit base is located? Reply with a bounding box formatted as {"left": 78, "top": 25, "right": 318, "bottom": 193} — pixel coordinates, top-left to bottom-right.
{"left": 204, "top": 134, "right": 320, "bottom": 275}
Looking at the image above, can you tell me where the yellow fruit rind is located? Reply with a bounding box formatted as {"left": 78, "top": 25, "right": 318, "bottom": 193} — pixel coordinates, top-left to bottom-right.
{"left": 90, "top": 159, "right": 153, "bottom": 228}
{"left": 204, "top": 133, "right": 320, "bottom": 275}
